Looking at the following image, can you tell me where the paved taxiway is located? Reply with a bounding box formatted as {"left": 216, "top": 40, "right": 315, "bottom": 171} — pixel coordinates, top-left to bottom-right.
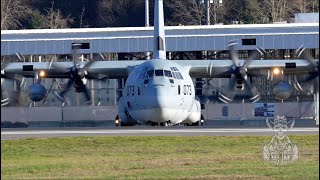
{"left": 1, "top": 127, "right": 318, "bottom": 140}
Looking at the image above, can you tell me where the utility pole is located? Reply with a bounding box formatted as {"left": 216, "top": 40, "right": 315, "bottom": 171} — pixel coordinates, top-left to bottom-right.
{"left": 90, "top": 54, "right": 95, "bottom": 106}
{"left": 145, "top": 0, "right": 150, "bottom": 60}
{"left": 205, "top": 0, "right": 210, "bottom": 25}
{"left": 315, "top": 79, "right": 319, "bottom": 125}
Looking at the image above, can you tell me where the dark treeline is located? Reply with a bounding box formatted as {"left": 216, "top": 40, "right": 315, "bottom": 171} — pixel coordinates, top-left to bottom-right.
{"left": 1, "top": 0, "right": 319, "bottom": 30}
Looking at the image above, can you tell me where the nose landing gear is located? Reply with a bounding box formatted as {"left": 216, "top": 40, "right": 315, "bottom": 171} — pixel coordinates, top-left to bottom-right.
{"left": 160, "top": 121, "right": 171, "bottom": 126}
{"left": 115, "top": 115, "right": 121, "bottom": 126}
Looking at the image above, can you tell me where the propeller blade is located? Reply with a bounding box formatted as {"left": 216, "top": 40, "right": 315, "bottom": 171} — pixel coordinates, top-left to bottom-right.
{"left": 219, "top": 76, "right": 237, "bottom": 102}
{"left": 302, "top": 72, "right": 319, "bottom": 82}
{"left": 15, "top": 52, "right": 25, "bottom": 62}
{"left": 50, "top": 63, "right": 70, "bottom": 73}
{"left": 1, "top": 86, "right": 10, "bottom": 106}
{"left": 208, "top": 65, "right": 231, "bottom": 77}
{"left": 296, "top": 45, "right": 319, "bottom": 82}
{"left": 243, "top": 78, "right": 260, "bottom": 103}
{"left": 72, "top": 43, "right": 82, "bottom": 65}
{"left": 228, "top": 40, "right": 240, "bottom": 67}
{"left": 242, "top": 49, "right": 262, "bottom": 69}
{"left": 55, "top": 79, "right": 74, "bottom": 102}
{"left": 301, "top": 52, "right": 317, "bottom": 67}
{"left": 82, "top": 86, "right": 91, "bottom": 103}
{"left": 83, "top": 60, "right": 96, "bottom": 70}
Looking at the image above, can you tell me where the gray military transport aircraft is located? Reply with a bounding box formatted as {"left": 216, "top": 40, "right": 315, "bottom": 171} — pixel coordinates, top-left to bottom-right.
{"left": 1, "top": 0, "right": 318, "bottom": 126}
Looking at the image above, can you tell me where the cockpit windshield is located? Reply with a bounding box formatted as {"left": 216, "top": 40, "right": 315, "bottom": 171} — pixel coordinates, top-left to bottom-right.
{"left": 164, "top": 70, "right": 172, "bottom": 77}
{"left": 155, "top": 69, "right": 164, "bottom": 76}
{"left": 147, "top": 70, "right": 154, "bottom": 78}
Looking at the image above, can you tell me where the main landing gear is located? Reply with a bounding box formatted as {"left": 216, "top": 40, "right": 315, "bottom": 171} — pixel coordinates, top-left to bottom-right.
{"left": 147, "top": 120, "right": 171, "bottom": 126}
{"left": 185, "top": 119, "right": 204, "bottom": 126}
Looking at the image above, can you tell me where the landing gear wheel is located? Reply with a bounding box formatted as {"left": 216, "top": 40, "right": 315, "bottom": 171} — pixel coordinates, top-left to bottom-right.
{"left": 115, "top": 115, "right": 121, "bottom": 127}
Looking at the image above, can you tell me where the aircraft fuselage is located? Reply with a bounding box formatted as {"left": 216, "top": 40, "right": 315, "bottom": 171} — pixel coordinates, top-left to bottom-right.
{"left": 118, "top": 59, "right": 202, "bottom": 125}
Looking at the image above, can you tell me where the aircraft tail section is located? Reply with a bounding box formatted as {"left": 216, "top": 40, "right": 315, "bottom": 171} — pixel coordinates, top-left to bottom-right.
{"left": 153, "top": 0, "right": 166, "bottom": 60}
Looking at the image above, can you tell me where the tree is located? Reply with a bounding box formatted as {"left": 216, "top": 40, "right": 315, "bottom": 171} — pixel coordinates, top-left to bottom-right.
{"left": 209, "top": 0, "right": 227, "bottom": 25}
{"left": 97, "top": 0, "right": 144, "bottom": 27}
{"left": 1, "top": 0, "right": 33, "bottom": 30}
{"left": 165, "top": 0, "right": 205, "bottom": 25}
{"left": 240, "top": 0, "right": 269, "bottom": 24}
{"left": 27, "top": 0, "right": 74, "bottom": 29}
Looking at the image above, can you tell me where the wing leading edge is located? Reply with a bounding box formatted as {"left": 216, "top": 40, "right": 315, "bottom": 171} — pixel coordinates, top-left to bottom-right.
{"left": 2, "top": 61, "right": 145, "bottom": 79}
{"left": 2, "top": 59, "right": 318, "bottom": 79}
{"left": 174, "top": 59, "right": 317, "bottom": 78}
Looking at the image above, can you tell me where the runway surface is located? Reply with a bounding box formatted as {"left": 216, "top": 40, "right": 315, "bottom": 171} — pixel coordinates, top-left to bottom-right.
{"left": 1, "top": 127, "right": 319, "bottom": 140}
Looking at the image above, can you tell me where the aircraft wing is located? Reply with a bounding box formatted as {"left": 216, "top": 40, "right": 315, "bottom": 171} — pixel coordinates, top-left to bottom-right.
{"left": 2, "top": 60, "right": 145, "bottom": 79}
{"left": 174, "top": 59, "right": 317, "bottom": 78}
{"left": 3, "top": 59, "right": 317, "bottom": 79}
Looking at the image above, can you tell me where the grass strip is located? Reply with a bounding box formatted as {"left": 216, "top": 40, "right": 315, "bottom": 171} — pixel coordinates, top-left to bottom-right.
{"left": 1, "top": 135, "right": 319, "bottom": 179}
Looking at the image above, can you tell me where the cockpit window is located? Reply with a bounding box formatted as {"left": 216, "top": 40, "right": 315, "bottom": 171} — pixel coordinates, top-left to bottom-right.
{"left": 179, "top": 72, "right": 184, "bottom": 79}
{"left": 174, "top": 72, "right": 180, "bottom": 79}
{"left": 155, "top": 69, "right": 164, "bottom": 76}
{"left": 147, "top": 70, "right": 154, "bottom": 78}
{"left": 172, "top": 72, "right": 177, "bottom": 79}
{"left": 176, "top": 72, "right": 183, "bottom": 79}
{"left": 164, "top": 70, "right": 172, "bottom": 77}
{"left": 170, "top": 67, "right": 179, "bottom": 71}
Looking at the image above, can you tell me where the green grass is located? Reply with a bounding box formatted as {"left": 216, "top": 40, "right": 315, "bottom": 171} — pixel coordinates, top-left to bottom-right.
{"left": 1, "top": 135, "right": 319, "bottom": 179}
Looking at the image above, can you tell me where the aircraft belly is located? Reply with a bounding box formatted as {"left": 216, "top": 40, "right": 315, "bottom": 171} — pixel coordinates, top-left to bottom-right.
{"left": 130, "top": 108, "right": 190, "bottom": 124}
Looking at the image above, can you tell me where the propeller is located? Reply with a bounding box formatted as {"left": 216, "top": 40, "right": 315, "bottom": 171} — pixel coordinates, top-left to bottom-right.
{"left": 216, "top": 40, "right": 264, "bottom": 103}
{"left": 296, "top": 45, "right": 319, "bottom": 83}
{"left": 1, "top": 61, "right": 25, "bottom": 106}
{"left": 50, "top": 49, "right": 97, "bottom": 105}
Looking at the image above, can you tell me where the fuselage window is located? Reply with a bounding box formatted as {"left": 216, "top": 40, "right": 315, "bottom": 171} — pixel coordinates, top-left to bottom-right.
{"left": 178, "top": 85, "right": 180, "bottom": 95}
{"left": 174, "top": 72, "right": 181, "bottom": 79}
{"left": 147, "top": 70, "right": 154, "bottom": 78}
{"left": 127, "top": 85, "right": 135, "bottom": 96}
{"left": 170, "top": 67, "right": 179, "bottom": 71}
{"left": 164, "top": 70, "right": 172, "bottom": 77}
{"left": 169, "top": 79, "right": 174, "bottom": 84}
{"left": 132, "top": 85, "right": 134, "bottom": 96}
{"left": 155, "top": 69, "right": 164, "bottom": 76}
{"left": 172, "top": 72, "right": 177, "bottom": 79}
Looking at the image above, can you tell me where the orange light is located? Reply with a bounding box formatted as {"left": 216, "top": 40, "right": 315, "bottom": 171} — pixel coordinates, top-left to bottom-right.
{"left": 39, "top": 70, "right": 46, "bottom": 78}
{"left": 273, "top": 68, "right": 281, "bottom": 76}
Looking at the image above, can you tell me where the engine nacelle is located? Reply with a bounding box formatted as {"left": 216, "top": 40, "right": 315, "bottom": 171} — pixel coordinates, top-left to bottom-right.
{"left": 28, "top": 83, "right": 46, "bottom": 102}
{"left": 272, "top": 80, "right": 292, "bottom": 100}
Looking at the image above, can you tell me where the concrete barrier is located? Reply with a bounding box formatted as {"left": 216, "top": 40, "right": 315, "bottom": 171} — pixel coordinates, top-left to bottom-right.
{"left": 1, "top": 103, "right": 317, "bottom": 128}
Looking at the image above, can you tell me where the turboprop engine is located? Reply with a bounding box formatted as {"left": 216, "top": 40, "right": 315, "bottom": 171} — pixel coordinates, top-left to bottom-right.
{"left": 272, "top": 80, "right": 292, "bottom": 100}
{"left": 28, "top": 82, "right": 46, "bottom": 102}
